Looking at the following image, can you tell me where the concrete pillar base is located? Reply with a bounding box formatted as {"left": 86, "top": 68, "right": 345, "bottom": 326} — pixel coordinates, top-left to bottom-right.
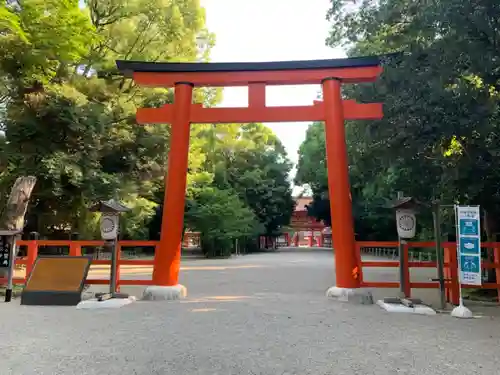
{"left": 326, "top": 286, "right": 374, "bottom": 304}
{"left": 142, "top": 284, "right": 187, "bottom": 301}
{"left": 76, "top": 296, "right": 136, "bottom": 310}
{"left": 377, "top": 300, "right": 436, "bottom": 315}
{"left": 450, "top": 304, "right": 473, "bottom": 319}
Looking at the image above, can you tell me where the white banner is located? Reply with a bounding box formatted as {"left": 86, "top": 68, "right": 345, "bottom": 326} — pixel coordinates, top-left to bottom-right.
{"left": 456, "top": 206, "right": 482, "bottom": 286}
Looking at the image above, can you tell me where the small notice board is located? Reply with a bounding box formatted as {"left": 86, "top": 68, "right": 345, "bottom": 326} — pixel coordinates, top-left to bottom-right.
{"left": 0, "top": 236, "right": 11, "bottom": 268}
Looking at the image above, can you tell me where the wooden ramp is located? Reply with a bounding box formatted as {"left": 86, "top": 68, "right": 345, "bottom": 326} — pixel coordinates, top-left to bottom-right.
{"left": 21, "top": 256, "right": 92, "bottom": 306}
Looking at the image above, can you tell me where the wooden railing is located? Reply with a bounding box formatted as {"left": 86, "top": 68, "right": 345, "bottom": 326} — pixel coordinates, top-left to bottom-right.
{"left": 5, "top": 239, "right": 500, "bottom": 304}
{"left": 356, "top": 241, "right": 500, "bottom": 304}
{"left": 1, "top": 240, "right": 159, "bottom": 291}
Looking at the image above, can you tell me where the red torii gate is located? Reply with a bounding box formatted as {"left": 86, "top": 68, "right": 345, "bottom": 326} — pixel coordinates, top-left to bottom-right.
{"left": 116, "top": 57, "right": 383, "bottom": 300}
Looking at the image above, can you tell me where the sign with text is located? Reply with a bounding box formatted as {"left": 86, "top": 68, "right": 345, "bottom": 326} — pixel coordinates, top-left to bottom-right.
{"left": 0, "top": 236, "right": 11, "bottom": 268}
{"left": 456, "top": 206, "right": 482, "bottom": 286}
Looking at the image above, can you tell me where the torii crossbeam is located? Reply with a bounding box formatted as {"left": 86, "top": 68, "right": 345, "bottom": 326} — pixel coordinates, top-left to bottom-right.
{"left": 116, "top": 56, "right": 384, "bottom": 301}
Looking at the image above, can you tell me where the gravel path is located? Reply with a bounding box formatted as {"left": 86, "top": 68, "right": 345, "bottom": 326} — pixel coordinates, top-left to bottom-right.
{"left": 1, "top": 250, "right": 500, "bottom": 375}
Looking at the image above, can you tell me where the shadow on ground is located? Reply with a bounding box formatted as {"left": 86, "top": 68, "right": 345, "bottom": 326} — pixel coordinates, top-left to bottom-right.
{"left": 1, "top": 250, "right": 500, "bottom": 375}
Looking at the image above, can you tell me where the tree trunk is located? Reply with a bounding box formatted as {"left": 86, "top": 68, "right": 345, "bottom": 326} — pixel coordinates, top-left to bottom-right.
{"left": 0, "top": 176, "right": 37, "bottom": 281}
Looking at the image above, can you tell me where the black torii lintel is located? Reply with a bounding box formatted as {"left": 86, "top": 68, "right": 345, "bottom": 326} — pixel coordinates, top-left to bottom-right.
{"left": 116, "top": 55, "right": 383, "bottom": 76}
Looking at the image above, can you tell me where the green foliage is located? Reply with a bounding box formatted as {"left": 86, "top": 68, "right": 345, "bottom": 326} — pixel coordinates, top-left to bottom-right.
{"left": 0, "top": 0, "right": 295, "bottom": 254}
{"left": 295, "top": 122, "right": 327, "bottom": 194}
{"left": 185, "top": 186, "right": 260, "bottom": 257}
{"left": 195, "top": 122, "right": 295, "bottom": 236}
{"left": 82, "top": 0, "right": 211, "bottom": 73}
{"left": 1, "top": 0, "right": 98, "bottom": 92}
{"left": 297, "top": 0, "right": 500, "bottom": 240}
{"left": 148, "top": 122, "right": 295, "bottom": 256}
{"left": 0, "top": 0, "right": 209, "bottom": 239}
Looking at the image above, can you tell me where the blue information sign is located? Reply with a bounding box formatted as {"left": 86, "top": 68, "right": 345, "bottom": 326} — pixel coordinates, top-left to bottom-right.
{"left": 459, "top": 218, "right": 479, "bottom": 236}
{"left": 459, "top": 237, "right": 480, "bottom": 255}
{"left": 456, "top": 206, "right": 481, "bottom": 286}
{"left": 460, "top": 255, "right": 480, "bottom": 273}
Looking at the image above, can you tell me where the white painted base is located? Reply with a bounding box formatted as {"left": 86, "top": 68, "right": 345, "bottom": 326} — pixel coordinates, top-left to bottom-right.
{"left": 376, "top": 300, "right": 436, "bottom": 315}
{"left": 142, "top": 284, "right": 187, "bottom": 301}
{"left": 326, "top": 286, "right": 374, "bottom": 304}
{"left": 76, "top": 296, "right": 136, "bottom": 310}
{"left": 451, "top": 304, "right": 473, "bottom": 319}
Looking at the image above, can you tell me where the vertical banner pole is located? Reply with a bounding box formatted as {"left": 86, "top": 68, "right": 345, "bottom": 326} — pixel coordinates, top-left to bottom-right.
{"left": 454, "top": 205, "right": 465, "bottom": 307}
{"left": 451, "top": 205, "right": 481, "bottom": 318}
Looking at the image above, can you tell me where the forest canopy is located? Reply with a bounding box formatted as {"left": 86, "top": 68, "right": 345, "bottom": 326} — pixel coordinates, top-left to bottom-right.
{"left": 0, "top": 0, "right": 295, "bottom": 252}
{"left": 296, "top": 0, "right": 500, "bottom": 240}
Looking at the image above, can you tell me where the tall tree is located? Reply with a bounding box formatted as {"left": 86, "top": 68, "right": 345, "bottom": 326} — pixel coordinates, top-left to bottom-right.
{"left": 296, "top": 0, "right": 500, "bottom": 239}
{"left": 0, "top": 0, "right": 212, "bottom": 238}
{"left": 149, "top": 122, "right": 295, "bottom": 255}
{"left": 202, "top": 122, "right": 295, "bottom": 236}
{"left": 294, "top": 122, "right": 331, "bottom": 226}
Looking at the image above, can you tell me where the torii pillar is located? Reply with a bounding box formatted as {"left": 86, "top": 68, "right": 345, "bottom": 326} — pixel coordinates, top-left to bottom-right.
{"left": 322, "top": 77, "right": 360, "bottom": 299}
{"left": 116, "top": 57, "right": 383, "bottom": 301}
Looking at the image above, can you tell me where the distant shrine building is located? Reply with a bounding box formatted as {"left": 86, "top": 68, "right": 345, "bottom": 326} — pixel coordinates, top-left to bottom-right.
{"left": 290, "top": 197, "right": 330, "bottom": 247}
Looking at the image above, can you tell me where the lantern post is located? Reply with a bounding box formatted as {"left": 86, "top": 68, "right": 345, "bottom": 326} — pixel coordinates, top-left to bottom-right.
{"left": 89, "top": 199, "right": 130, "bottom": 300}
{"left": 392, "top": 194, "right": 419, "bottom": 298}
{"left": 376, "top": 194, "right": 436, "bottom": 314}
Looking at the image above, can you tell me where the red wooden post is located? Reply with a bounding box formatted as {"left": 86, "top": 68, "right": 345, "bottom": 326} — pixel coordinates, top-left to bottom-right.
{"left": 444, "top": 246, "right": 451, "bottom": 302}
{"left": 450, "top": 244, "right": 460, "bottom": 305}
{"left": 307, "top": 232, "right": 313, "bottom": 247}
{"left": 493, "top": 245, "right": 500, "bottom": 303}
{"left": 354, "top": 242, "right": 363, "bottom": 284}
{"left": 69, "top": 242, "right": 82, "bottom": 256}
{"left": 322, "top": 77, "right": 359, "bottom": 289}
{"left": 25, "top": 240, "right": 38, "bottom": 280}
{"left": 444, "top": 245, "right": 460, "bottom": 305}
{"left": 153, "top": 82, "right": 193, "bottom": 286}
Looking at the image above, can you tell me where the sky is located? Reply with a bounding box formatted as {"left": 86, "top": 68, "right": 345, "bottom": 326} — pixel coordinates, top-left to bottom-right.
{"left": 201, "top": 0, "right": 346, "bottom": 182}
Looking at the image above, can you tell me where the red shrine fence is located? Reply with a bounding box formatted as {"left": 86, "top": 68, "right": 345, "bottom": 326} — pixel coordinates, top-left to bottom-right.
{"left": 3, "top": 239, "right": 500, "bottom": 304}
